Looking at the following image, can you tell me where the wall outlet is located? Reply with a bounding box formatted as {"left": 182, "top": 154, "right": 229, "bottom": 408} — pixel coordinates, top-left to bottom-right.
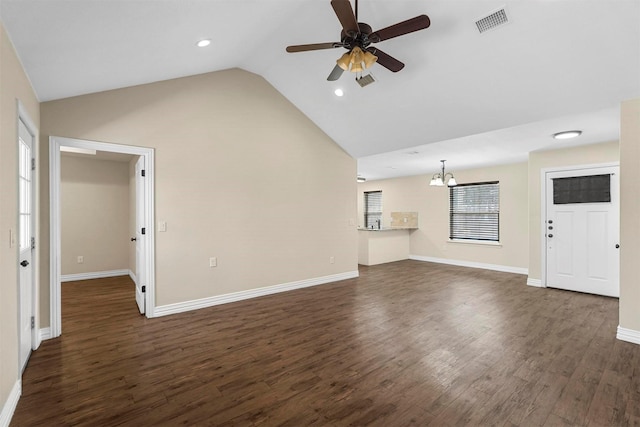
{"left": 77, "top": 256, "right": 84, "bottom": 264}
{"left": 329, "top": 256, "right": 335, "bottom": 264}
{"left": 209, "top": 257, "right": 217, "bottom": 268}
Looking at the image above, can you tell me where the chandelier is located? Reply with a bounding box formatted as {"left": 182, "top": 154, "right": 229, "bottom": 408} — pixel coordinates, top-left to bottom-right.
{"left": 429, "top": 160, "right": 457, "bottom": 187}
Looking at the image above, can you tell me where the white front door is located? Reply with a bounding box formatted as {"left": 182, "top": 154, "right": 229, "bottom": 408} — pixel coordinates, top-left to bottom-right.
{"left": 18, "top": 118, "right": 35, "bottom": 372}
{"left": 135, "top": 157, "right": 146, "bottom": 314}
{"left": 545, "top": 166, "right": 619, "bottom": 297}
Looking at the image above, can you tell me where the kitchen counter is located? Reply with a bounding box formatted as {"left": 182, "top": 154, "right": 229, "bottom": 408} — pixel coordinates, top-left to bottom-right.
{"left": 358, "top": 227, "right": 418, "bottom": 232}
{"left": 358, "top": 228, "right": 416, "bottom": 265}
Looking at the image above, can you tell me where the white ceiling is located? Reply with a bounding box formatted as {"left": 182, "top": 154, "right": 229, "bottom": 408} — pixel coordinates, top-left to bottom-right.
{"left": 1, "top": 0, "right": 639, "bottom": 180}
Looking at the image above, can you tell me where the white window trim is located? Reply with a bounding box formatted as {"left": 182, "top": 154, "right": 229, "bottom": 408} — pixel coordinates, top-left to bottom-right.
{"left": 448, "top": 239, "right": 502, "bottom": 247}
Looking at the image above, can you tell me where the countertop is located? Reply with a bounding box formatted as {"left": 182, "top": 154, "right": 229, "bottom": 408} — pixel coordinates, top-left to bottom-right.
{"left": 357, "top": 227, "right": 418, "bottom": 232}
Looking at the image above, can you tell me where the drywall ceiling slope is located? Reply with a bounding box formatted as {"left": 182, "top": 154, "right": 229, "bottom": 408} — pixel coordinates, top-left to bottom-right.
{"left": 1, "top": 0, "right": 638, "bottom": 179}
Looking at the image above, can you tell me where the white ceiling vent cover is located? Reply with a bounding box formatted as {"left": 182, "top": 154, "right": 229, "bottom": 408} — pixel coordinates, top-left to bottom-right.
{"left": 475, "top": 7, "right": 509, "bottom": 34}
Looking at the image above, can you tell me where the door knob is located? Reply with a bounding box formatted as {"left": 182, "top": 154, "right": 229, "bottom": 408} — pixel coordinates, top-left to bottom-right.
{"left": 131, "top": 237, "right": 137, "bottom": 242}
{"left": 615, "top": 244, "right": 620, "bottom": 249}
{"left": 548, "top": 234, "right": 553, "bottom": 238}
{"left": 20, "top": 260, "right": 29, "bottom": 267}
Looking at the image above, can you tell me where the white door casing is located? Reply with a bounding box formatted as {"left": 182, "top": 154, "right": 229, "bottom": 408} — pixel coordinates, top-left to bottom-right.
{"left": 18, "top": 117, "right": 35, "bottom": 372}
{"left": 135, "top": 156, "right": 146, "bottom": 314}
{"left": 49, "top": 136, "right": 155, "bottom": 338}
{"left": 545, "top": 165, "right": 620, "bottom": 297}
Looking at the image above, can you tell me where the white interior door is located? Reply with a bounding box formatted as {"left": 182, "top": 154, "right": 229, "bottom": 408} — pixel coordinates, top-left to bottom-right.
{"left": 545, "top": 166, "right": 619, "bottom": 297}
{"left": 135, "top": 156, "right": 146, "bottom": 314}
{"left": 18, "top": 118, "right": 34, "bottom": 372}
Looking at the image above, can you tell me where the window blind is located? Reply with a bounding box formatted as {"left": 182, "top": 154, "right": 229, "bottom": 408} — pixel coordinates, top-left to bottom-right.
{"left": 552, "top": 174, "right": 611, "bottom": 204}
{"left": 364, "top": 191, "right": 382, "bottom": 228}
{"left": 449, "top": 182, "right": 499, "bottom": 241}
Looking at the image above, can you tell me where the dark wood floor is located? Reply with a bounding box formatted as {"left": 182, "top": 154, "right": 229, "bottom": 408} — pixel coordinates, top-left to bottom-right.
{"left": 11, "top": 261, "right": 640, "bottom": 426}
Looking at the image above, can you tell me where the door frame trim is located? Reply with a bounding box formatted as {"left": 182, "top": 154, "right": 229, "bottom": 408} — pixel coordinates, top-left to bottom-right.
{"left": 17, "top": 101, "right": 39, "bottom": 358}
{"left": 49, "top": 136, "right": 156, "bottom": 338}
{"left": 539, "top": 162, "right": 619, "bottom": 288}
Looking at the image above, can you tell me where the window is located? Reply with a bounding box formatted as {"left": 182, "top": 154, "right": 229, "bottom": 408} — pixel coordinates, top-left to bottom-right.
{"left": 18, "top": 136, "right": 32, "bottom": 251}
{"left": 364, "top": 191, "right": 382, "bottom": 228}
{"left": 450, "top": 182, "right": 499, "bottom": 242}
{"left": 552, "top": 174, "right": 611, "bottom": 204}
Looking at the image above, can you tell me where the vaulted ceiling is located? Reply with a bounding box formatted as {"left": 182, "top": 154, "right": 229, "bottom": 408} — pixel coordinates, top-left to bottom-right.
{"left": 1, "top": 0, "right": 639, "bottom": 180}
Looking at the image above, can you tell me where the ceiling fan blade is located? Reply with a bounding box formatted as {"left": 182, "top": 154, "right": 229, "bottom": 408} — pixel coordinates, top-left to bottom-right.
{"left": 366, "top": 47, "right": 404, "bottom": 72}
{"left": 331, "top": 0, "right": 359, "bottom": 35}
{"left": 286, "top": 42, "right": 343, "bottom": 53}
{"left": 327, "top": 64, "right": 344, "bottom": 81}
{"left": 370, "top": 15, "right": 430, "bottom": 42}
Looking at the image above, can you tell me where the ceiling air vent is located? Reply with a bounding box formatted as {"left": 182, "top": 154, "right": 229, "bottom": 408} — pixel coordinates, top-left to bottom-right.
{"left": 475, "top": 7, "right": 509, "bottom": 34}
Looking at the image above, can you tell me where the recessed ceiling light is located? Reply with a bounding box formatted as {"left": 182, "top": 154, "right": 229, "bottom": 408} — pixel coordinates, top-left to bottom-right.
{"left": 196, "top": 39, "right": 211, "bottom": 48}
{"left": 553, "top": 130, "right": 582, "bottom": 140}
{"left": 334, "top": 89, "right": 344, "bottom": 97}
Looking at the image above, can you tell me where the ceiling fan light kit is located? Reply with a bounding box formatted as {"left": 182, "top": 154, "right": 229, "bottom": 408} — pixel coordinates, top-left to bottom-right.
{"left": 286, "top": 0, "right": 430, "bottom": 84}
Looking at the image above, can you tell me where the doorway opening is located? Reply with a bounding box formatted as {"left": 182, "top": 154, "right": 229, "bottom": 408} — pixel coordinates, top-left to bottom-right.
{"left": 49, "top": 136, "right": 155, "bottom": 338}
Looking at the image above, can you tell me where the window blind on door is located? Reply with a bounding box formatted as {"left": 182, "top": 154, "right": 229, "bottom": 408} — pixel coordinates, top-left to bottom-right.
{"left": 552, "top": 174, "right": 611, "bottom": 204}
{"left": 364, "top": 191, "right": 382, "bottom": 228}
{"left": 449, "top": 182, "right": 499, "bottom": 241}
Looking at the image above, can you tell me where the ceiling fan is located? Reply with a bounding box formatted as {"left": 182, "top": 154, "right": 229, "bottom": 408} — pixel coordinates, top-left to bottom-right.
{"left": 286, "top": 0, "right": 430, "bottom": 81}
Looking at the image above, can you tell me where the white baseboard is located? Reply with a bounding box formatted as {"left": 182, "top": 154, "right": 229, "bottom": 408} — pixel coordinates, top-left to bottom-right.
{"left": 61, "top": 269, "right": 129, "bottom": 282}
{"left": 617, "top": 326, "right": 640, "bottom": 345}
{"left": 526, "top": 278, "right": 543, "bottom": 287}
{"left": 129, "top": 269, "right": 137, "bottom": 286}
{"left": 409, "top": 255, "right": 528, "bottom": 275}
{"left": 0, "top": 380, "right": 21, "bottom": 427}
{"left": 154, "top": 270, "right": 359, "bottom": 318}
{"left": 39, "top": 327, "right": 52, "bottom": 342}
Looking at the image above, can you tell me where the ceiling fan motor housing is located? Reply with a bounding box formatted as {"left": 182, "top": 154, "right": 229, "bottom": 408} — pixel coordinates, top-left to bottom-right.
{"left": 341, "top": 22, "right": 374, "bottom": 50}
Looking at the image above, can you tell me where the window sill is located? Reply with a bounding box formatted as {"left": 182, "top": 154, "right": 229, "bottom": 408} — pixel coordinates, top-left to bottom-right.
{"left": 448, "top": 239, "right": 502, "bottom": 247}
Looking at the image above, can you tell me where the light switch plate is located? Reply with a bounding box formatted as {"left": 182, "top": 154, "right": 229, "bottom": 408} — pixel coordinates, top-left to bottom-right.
{"left": 158, "top": 221, "right": 167, "bottom": 232}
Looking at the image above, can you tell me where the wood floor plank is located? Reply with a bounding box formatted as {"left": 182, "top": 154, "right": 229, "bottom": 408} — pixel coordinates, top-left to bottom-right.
{"left": 10, "top": 261, "right": 640, "bottom": 426}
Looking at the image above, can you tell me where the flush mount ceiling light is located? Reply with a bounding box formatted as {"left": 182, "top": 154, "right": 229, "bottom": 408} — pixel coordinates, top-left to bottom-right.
{"left": 334, "top": 88, "right": 344, "bottom": 97}
{"left": 196, "top": 39, "right": 211, "bottom": 48}
{"left": 429, "top": 160, "right": 457, "bottom": 187}
{"left": 553, "top": 130, "right": 582, "bottom": 140}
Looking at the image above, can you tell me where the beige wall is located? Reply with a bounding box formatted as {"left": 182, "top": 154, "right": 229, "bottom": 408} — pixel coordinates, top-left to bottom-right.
{"left": 60, "top": 155, "right": 130, "bottom": 275}
{"left": 358, "top": 162, "right": 529, "bottom": 270}
{"left": 527, "top": 141, "right": 619, "bottom": 280}
{"left": 620, "top": 98, "right": 640, "bottom": 332}
{"left": 358, "top": 230, "right": 411, "bottom": 266}
{"left": 39, "top": 68, "right": 358, "bottom": 321}
{"left": 0, "top": 21, "right": 40, "bottom": 420}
